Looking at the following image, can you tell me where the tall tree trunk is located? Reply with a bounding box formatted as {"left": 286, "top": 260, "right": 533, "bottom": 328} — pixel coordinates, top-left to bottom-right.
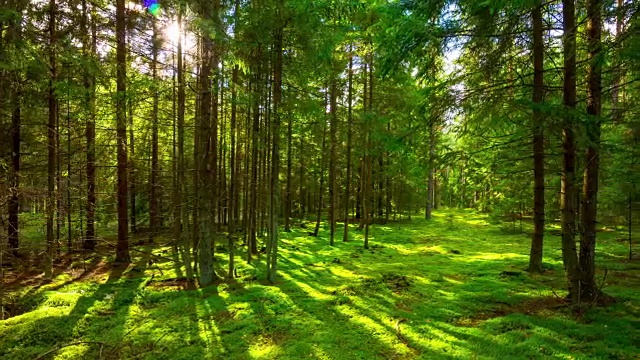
{"left": 175, "top": 9, "right": 193, "bottom": 283}
{"left": 267, "top": 14, "right": 283, "bottom": 283}
{"left": 198, "top": 0, "right": 216, "bottom": 286}
{"left": 228, "top": 0, "right": 240, "bottom": 279}
{"left": 329, "top": 76, "right": 338, "bottom": 246}
{"left": 580, "top": 0, "right": 604, "bottom": 302}
{"left": 129, "top": 96, "right": 136, "bottom": 234}
{"left": 299, "top": 134, "right": 306, "bottom": 225}
{"left": 312, "top": 92, "right": 328, "bottom": 237}
{"left": 83, "top": 0, "right": 96, "bottom": 250}
{"left": 149, "top": 16, "right": 160, "bottom": 242}
{"left": 115, "top": 0, "right": 130, "bottom": 263}
{"left": 343, "top": 48, "right": 353, "bottom": 242}
{"left": 426, "top": 120, "right": 435, "bottom": 220}
{"left": 7, "top": 0, "right": 22, "bottom": 256}
{"left": 46, "top": 0, "right": 57, "bottom": 276}
{"left": 529, "top": 0, "right": 545, "bottom": 273}
{"left": 248, "top": 51, "right": 262, "bottom": 262}
{"left": 560, "top": 0, "right": 580, "bottom": 302}
{"left": 285, "top": 101, "right": 292, "bottom": 232}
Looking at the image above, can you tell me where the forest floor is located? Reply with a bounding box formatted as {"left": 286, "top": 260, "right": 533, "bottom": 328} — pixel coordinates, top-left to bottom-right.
{"left": 1, "top": 209, "right": 639, "bottom": 359}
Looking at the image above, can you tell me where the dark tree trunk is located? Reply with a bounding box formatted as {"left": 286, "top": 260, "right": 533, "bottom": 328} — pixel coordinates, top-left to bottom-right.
{"left": 343, "top": 48, "right": 353, "bottom": 242}
{"left": 115, "top": 0, "right": 130, "bottom": 263}
{"left": 7, "top": 5, "right": 22, "bottom": 255}
{"left": 579, "top": 0, "right": 604, "bottom": 302}
{"left": 560, "top": 0, "right": 580, "bottom": 302}
{"left": 83, "top": 0, "right": 96, "bottom": 250}
{"left": 329, "top": 77, "right": 338, "bottom": 246}
{"left": 149, "top": 16, "right": 159, "bottom": 242}
{"left": 529, "top": 0, "right": 545, "bottom": 273}
{"left": 312, "top": 93, "right": 328, "bottom": 237}
{"left": 267, "top": 14, "right": 283, "bottom": 283}
{"left": 46, "top": 0, "right": 57, "bottom": 276}
{"left": 426, "top": 121, "right": 435, "bottom": 220}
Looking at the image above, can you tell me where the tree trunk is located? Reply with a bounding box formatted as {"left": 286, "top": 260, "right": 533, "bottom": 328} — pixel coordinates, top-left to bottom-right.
{"left": 312, "top": 93, "right": 328, "bottom": 237}
{"left": 149, "top": 16, "right": 159, "bottom": 243}
{"left": 7, "top": 2, "right": 22, "bottom": 256}
{"left": 8, "top": 83, "right": 20, "bottom": 255}
{"left": 580, "top": 0, "right": 605, "bottom": 302}
{"left": 329, "top": 76, "right": 338, "bottom": 246}
{"left": 560, "top": 0, "right": 580, "bottom": 302}
{"left": 343, "top": 48, "right": 353, "bottom": 242}
{"left": 115, "top": 0, "right": 130, "bottom": 263}
{"left": 83, "top": 0, "right": 96, "bottom": 250}
{"left": 46, "top": 0, "right": 57, "bottom": 276}
{"left": 197, "top": 0, "right": 216, "bottom": 286}
{"left": 426, "top": 120, "right": 435, "bottom": 220}
{"left": 267, "top": 14, "right": 283, "bottom": 283}
{"left": 529, "top": 0, "right": 545, "bottom": 273}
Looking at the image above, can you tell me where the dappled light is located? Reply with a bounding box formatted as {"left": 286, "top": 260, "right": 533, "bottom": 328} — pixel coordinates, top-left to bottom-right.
{"left": 3, "top": 210, "right": 638, "bottom": 358}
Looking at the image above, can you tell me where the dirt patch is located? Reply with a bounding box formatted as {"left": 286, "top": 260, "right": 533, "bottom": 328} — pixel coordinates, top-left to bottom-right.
{"left": 146, "top": 277, "right": 191, "bottom": 290}
{"left": 455, "top": 296, "right": 568, "bottom": 327}
{"left": 382, "top": 273, "right": 412, "bottom": 292}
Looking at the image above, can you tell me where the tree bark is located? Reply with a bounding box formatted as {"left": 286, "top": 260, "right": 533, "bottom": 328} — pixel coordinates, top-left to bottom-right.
{"left": 267, "top": 13, "right": 283, "bottom": 283}
{"left": 560, "top": 0, "right": 580, "bottom": 302}
{"left": 115, "top": 0, "right": 130, "bottom": 263}
{"left": 7, "top": 0, "right": 23, "bottom": 256}
{"left": 580, "top": 0, "right": 604, "bottom": 302}
{"left": 343, "top": 48, "right": 353, "bottom": 242}
{"left": 149, "top": 15, "right": 160, "bottom": 243}
{"left": 46, "top": 0, "right": 57, "bottom": 276}
{"left": 329, "top": 76, "right": 338, "bottom": 246}
{"left": 529, "top": 0, "right": 545, "bottom": 273}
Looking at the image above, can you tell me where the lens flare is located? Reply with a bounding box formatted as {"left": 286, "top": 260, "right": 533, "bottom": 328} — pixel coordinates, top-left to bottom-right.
{"left": 144, "top": 0, "right": 161, "bottom": 16}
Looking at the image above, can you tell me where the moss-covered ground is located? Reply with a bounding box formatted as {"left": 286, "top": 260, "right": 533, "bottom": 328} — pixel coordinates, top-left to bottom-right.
{"left": 1, "top": 209, "right": 639, "bottom": 359}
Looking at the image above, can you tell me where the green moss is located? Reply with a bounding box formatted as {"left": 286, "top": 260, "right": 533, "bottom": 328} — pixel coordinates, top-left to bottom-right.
{"left": 1, "top": 209, "right": 638, "bottom": 359}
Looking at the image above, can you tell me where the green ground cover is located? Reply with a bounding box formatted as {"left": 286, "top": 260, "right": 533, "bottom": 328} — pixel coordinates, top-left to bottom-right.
{"left": 1, "top": 209, "right": 639, "bottom": 359}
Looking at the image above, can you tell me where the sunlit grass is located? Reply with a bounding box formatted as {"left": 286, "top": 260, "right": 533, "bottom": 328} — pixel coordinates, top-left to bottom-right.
{"left": 1, "top": 209, "right": 638, "bottom": 359}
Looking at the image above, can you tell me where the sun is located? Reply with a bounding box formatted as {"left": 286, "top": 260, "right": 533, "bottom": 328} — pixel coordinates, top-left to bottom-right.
{"left": 164, "top": 21, "right": 181, "bottom": 45}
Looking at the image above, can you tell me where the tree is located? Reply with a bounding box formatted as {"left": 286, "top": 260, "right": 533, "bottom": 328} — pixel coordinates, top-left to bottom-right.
{"left": 115, "top": 0, "right": 130, "bottom": 263}
{"left": 46, "top": 0, "right": 57, "bottom": 276}
{"left": 579, "top": 0, "right": 605, "bottom": 302}
{"left": 529, "top": 0, "right": 545, "bottom": 273}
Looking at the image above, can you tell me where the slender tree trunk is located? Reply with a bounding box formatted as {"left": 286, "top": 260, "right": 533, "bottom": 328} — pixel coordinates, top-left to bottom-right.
{"left": 175, "top": 9, "right": 193, "bottom": 283}
{"left": 7, "top": 2, "right": 22, "bottom": 256}
{"left": 426, "top": 121, "right": 435, "bottom": 220}
{"left": 285, "top": 102, "right": 292, "bottom": 232}
{"left": 580, "top": 0, "right": 604, "bottom": 302}
{"left": 267, "top": 14, "right": 283, "bottom": 283}
{"left": 529, "top": 0, "right": 545, "bottom": 273}
{"left": 46, "top": 0, "right": 57, "bottom": 276}
{"left": 343, "top": 48, "right": 353, "bottom": 242}
{"left": 228, "top": 0, "right": 240, "bottom": 279}
{"left": 312, "top": 92, "right": 328, "bottom": 237}
{"left": 248, "top": 52, "right": 261, "bottom": 262}
{"left": 129, "top": 97, "right": 136, "bottom": 235}
{"left": 149, "top": 16, "right": 159, "bottom": 242}
{"left": 115, "top": 0, "right": 130, "bottom": 263}
{"left": 329, "top": 76, "right": 338, "bottom": 246}
{"left": 560, "top": 0, "right": 580, "bottom": 302}
{"left": 84, "top": 0, "right": 96, "bottom": 250}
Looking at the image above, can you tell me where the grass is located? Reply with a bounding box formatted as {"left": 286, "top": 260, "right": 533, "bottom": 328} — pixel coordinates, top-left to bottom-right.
{"left": 1, "top": 209, "right": 639, "bottom": 359}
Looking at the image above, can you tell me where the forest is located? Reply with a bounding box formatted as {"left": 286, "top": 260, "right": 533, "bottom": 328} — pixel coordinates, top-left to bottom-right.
{"left": 0, "top": 0, "right": 639, "bottom": 358}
